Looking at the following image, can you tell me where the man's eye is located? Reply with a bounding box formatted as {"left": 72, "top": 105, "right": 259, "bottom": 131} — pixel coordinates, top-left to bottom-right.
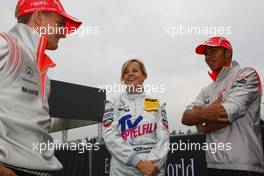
{"left": 211, "top": 48, "right": 217, "bottom": 52}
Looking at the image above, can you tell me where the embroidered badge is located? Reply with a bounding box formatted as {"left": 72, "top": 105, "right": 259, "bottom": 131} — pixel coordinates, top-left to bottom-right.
{"left": 144, "top": 98, "right": 158, "bottom": 112}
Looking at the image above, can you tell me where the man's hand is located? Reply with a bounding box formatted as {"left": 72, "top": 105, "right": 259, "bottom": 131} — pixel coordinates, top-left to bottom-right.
{"left": 201, "top": 94, "right": 229, "bottom": 123}
{"left": 196, "top": 122, "right": 206, "bottom": 132}
{"left": 193, "top": 95, "right": 230, "bottom": 133}
{"left": 136, "top": 159, "right": 160, "bottom": 176}
{"left": 0, "top": 165, "right": 16, "bottom": 176}
{"left": 182, "top": 94, "right": 229, "bottom": 126}
{"left": 192, "top": 104, "right": 202, "bottom": 111}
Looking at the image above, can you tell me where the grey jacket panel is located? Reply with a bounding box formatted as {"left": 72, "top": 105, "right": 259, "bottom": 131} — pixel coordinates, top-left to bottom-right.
{"left": 0, "top": 35, "right": 9, "bottom": 71}
{"left": 0, "top": 24, "right": 62, "bottom": 171}
{"left": 188, "top": 61, "right": 264, "bottom": 173}
{"left": 222, "top": 67, "right": 262, "bottom": 122}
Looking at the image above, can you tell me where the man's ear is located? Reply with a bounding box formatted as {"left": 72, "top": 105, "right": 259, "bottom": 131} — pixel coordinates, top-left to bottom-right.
{"left": 224, "top": 48, "right": 232, "bottom": 59}
{"left": 31, "top": 11, "right": 43, "bottom": 26}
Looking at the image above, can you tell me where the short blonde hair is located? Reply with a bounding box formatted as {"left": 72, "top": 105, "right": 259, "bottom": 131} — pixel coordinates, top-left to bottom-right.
{"left": 121, "top": 59, "right": 147, "bottom": 82}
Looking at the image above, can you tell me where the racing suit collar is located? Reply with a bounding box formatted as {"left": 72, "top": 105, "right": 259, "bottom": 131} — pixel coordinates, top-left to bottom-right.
{"left": 125, "top": 91, "right": 145, "bottom": 100}
{"left": 8, "top": 23, "right": 56, "bottom": 75}
{"left": 208, "top": 60, "right": 239, "bottom": 82}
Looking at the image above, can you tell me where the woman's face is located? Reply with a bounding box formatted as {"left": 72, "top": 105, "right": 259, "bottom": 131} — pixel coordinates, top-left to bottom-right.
{"left": 123, "top": 62, "right": 146, "bottom": 88}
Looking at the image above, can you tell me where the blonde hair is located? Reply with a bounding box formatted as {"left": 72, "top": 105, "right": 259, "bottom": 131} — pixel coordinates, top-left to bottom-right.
{"left": 121, "top": 59, "right": 147, "bottom": 82}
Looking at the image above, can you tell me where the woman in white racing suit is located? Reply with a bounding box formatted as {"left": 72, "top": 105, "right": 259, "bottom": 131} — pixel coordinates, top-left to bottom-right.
{"left": 102, "top": 59, "right": 170, "bottom": 176}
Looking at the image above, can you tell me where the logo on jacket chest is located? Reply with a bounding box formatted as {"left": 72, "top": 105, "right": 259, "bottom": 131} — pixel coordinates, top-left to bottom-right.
{"left": 118, "top": 99, "right": 130, "bottom": 112}
{"left": 204, "top": 85, "right": 228, "bottom": 105}
{"left": 144, "top": 98, "right": 158, "bottom": 112}
{"left": 21, "top": 86, "right": 39, "bottom": 96}
{"left": 25, "top": 66, "right": 33, "bottom": 78}
{"left": 118, "top": 106, "right": 130, "bottom": 112}
{"left": 119, "top": 115, "right": 143, "bottom": 131}
{"left": 204, "top": 95, "right": 210, "bottom": 104}
{"left": 119, "top": 114, "right": 157, "bottom": 141}
{"left": 22, "top": 66, "right": 38, "bottom": 85}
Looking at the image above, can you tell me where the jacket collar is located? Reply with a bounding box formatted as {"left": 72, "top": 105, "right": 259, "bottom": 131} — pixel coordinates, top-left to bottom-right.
{"left": 8, "top": 23, "right": 56, "bottom": 75}
{"left": 208, "top": 60, "right": 240, "bottom": 82}
{"left": 125, "top": 90, "right": 145, "bottom": 100}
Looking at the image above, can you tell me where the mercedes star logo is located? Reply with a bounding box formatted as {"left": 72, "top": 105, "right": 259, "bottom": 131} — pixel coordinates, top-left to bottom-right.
{"left": 25, "top": 67, "right": 33, "bottom": 78}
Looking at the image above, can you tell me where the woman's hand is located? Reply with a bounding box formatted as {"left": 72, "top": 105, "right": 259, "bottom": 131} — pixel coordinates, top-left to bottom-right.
{"left": 136, "top": 159, "right": 160, "bottom": 176}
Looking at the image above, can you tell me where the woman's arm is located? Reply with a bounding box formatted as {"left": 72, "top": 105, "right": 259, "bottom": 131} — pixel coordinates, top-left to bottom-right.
{"left": 102, "top": 98, "right": 143, "bottom": 168}
{"left": 147, "top": 101, "right": 170, "bottom": 168}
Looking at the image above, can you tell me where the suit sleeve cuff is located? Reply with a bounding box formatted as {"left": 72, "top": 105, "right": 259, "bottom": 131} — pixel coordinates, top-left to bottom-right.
{"left": 222, "top": 103, "right": 245, "bottom": 122}
{"left": 128, "top": 155, "right": 142, "bottom": 168}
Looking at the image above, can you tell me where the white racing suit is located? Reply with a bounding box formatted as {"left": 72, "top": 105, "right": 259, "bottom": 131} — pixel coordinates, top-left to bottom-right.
{"left": 102, "top": 92, "right": 170, "bottom": 176}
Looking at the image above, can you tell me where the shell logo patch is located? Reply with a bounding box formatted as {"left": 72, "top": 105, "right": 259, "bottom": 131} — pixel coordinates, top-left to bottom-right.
{"left": 144, "top": 98, "right": 158, "bottom": 112}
